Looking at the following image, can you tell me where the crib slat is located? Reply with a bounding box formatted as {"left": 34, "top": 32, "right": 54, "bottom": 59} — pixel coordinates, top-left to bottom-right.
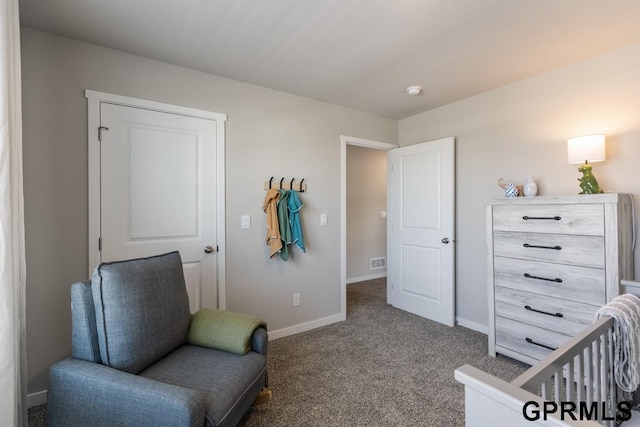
{"left": 600, "top": 334, "right": 608, "bottom": 423}
{"left": 585, "top": 345, "right": 593, "bottom": 405}
{"left": 593, "top": 338, "right": 601, "bottom": 405}
{"left": 566, "top": 358, "right": 574, "bottom": 401}
{"left": 554, "top": 372, "right": 561, "bottom": 403}
{"left": 576, "top": 352, "right": 584, "bottom": 402}
{"left": 607, "top": 329, "right": 618, "bottom": 427}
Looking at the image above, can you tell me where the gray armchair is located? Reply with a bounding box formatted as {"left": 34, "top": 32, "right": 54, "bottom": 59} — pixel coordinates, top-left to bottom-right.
{"left": 46, "top": 251, "right": 268, "bottom": 427}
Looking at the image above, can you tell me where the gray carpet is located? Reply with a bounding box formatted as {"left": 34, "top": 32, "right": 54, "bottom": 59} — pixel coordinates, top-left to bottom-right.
{"left": 238, "top": 279, "right": 528, "bottom": 426}
{"left": 28, "top": 278, "right": 528, "bottom": 426}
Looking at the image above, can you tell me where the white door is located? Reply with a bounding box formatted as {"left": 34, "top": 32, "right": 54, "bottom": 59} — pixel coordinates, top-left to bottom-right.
{"left": 99, "top": 102, "right": 218, "bottom": 312}
{"left": 387, "top": 137, "right": 455, "bottom": 326}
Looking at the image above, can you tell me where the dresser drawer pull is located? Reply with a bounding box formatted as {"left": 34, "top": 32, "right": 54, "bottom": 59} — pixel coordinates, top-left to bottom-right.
{"left": 524, "top": 305, "right": 564, "bottom": 318}
{"left": 522, "top": 216, "right": 562, "bottom": 221}
{"left": 525, "top": 337, "right": 558, "bottom": 351}
{"left": 523, "top": 273, "right": 563, "bottom": 283}
{"left": 523, "top": 243, "right": 562, "bottom": 250}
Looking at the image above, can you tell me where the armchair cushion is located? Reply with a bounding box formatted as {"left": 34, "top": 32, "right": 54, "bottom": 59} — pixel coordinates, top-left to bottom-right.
{"left": 187, "top": 309, "right": 267, "bottom": 355}
{"left": 91, "top": 251, "right": 191, "bottom": 373}
{"left": 139, "top": 344, "right": 267, "bottom": 427}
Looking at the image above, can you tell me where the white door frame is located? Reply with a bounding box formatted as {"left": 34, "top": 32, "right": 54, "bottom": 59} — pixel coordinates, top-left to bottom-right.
{"left": 86, "top": 90, "right": 228, "bottom": 308}
{"left": 340, "top": 135, "right": 398, "bottom": 320}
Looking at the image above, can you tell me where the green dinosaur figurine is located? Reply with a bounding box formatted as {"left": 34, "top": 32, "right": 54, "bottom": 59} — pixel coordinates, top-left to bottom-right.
{"left": 577, "top": 163, "right": 604, "bottom": 194}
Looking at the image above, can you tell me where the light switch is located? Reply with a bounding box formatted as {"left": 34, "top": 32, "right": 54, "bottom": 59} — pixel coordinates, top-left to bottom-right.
{"left": 241, "top": 215, "right": 251, "bottom": 229}
{"left": 380, "top": 211, "right": 387, "bottom": 219}
{"left": 320, "top": 213, "right": 328, "bottom": 226}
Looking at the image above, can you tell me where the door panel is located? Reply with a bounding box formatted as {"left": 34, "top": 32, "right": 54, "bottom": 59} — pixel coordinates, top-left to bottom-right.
{"left": 99, "top": 103, "right": 218, "bottom": 311}
{"left": 129, "top": 128, "right": 199, "bottom": 239}
{"left": 388, "top": 137, "right": 455, "bottom": 326}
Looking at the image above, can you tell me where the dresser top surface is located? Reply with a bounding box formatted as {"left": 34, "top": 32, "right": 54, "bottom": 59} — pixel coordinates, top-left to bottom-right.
{"left": 488, "top": 193, "right": 631, "bottom": 206}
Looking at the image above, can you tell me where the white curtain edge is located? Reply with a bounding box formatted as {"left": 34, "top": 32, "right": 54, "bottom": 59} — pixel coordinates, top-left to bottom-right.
{"left": 1, "top": 0, "right": 27, "bottom": 425}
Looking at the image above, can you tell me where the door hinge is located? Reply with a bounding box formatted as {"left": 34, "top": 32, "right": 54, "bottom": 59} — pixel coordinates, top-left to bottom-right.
{"left": 98, "top": 126, "right": 109, "bottom": 142}
{"left": 98, "top": 237, "right": 102, "bottom": 251}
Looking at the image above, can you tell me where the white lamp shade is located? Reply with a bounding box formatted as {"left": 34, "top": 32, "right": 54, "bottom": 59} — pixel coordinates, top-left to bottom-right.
{"left": 567, "top": 135, "right": 606, "bottom": 164}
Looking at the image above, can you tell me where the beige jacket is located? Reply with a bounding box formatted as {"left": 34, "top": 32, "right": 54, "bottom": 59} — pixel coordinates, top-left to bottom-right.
{"left": 263, "top": 189, "right": 283, "bottom": 257}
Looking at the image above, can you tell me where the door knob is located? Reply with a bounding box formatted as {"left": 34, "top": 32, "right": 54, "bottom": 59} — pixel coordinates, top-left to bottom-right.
{"left": 441, "top": 238, "right": 450, "bottom": 244}
{"left": 204, "top": 245, "right": 215, "bottom": 254}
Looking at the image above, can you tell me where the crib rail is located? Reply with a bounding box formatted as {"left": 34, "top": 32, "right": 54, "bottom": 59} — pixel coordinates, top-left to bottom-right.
{"left": 512, "top": 316, "right": 617, "bottom": 426}
{"left": 456, "top": 315, "right": 623, "bottom": 426}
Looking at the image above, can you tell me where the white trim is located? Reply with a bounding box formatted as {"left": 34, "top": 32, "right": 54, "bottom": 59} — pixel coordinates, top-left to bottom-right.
{"left": 340, "top": 135, "right": 397, "bottom": 151}
{"left": 340, "top": 135, "right": 398, "bottom": 322}
{"left": 346, "top": 272, "right": 387, "bottom": 284}
{"left": 87, "top": 94, "right": 101, "bottom": 273}
{"left": 85, "top": 90, "right": 227, "bottom": 309}
{"left": 215, "top": 115, "right": 226, "bottom": 309}
{"left": 267, "top": 313, "right": 344, "bottom": 340}
{"left": 85, "top": 90, "right": 227, "bottom": 122}
{"left": 456, "top": 317, "right": 488, "bottom": 334}
{"left": 27, "top": 390, "right": 47, "bottom": 408}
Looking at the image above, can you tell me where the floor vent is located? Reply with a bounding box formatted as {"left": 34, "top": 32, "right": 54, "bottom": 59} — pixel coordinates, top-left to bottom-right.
{"left": 370, "top": 257, "right": 387, "bottom": 270}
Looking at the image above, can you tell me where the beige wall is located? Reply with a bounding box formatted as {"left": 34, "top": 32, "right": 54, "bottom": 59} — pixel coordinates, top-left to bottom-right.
{"left": 23, "top": 24, "right": 640, "bottom": 398}
{"left": 21, "top": 28, "right": 398, "bottom": 394}
{"left": 399, "top": 41, "right": 640, "bottom": 331}
{"left": 346, "top": 145, "right": 387, "bottom": 281}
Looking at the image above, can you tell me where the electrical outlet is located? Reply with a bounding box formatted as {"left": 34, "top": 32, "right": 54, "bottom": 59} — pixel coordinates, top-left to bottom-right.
{"left": 292, "top": 293, "right": 301, "bottom": 307}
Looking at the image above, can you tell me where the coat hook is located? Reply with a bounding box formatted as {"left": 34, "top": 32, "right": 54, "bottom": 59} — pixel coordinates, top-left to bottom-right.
{"left": 280, "top": 177, "right": 285, "bottom": 189}
{"left": 269, "top": 176, "right": 274, "bottom": 189}
{"left": 290, "top": 177, "right": 295, "bottom": 189}
{"left": 300, "top": 178, "right": 305, "bottom": 192}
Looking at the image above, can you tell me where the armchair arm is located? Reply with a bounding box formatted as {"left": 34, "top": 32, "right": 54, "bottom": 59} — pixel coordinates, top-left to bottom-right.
{"left": 46, "top": 358, "right": 206, "bottom": 427}
{"left": 251, "top": 326, "right": 268, "bottom": 356}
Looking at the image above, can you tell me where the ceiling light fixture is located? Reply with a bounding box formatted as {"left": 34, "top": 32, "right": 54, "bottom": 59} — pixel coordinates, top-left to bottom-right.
{"left": 406, "top": 85, "right": 422, "bottom": 96}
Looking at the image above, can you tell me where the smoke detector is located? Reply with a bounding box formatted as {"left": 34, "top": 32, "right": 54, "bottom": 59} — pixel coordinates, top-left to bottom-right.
{"left": 406, "top": 85, "right": 422, "bottom": 96}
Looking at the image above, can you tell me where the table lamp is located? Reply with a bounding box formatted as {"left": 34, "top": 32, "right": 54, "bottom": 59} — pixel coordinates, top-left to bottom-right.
{"left": 567, "top": 135, "right": 605, "bottom": 194}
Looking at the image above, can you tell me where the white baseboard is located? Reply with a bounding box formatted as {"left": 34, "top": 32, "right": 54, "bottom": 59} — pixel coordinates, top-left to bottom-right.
{"left": 28, "top": 390, "right": 47, "bottom": 408}
{"left": 456, "top": 317, "right": 488, "bottom": 334}
{"left": 268, "top": 313, "right": 345, "bottom": 340}
{"left": 346, "top": 272, "right": 386, "bottom": 284}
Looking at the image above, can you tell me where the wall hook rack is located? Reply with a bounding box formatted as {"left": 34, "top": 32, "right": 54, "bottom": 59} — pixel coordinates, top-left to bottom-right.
{"left": 263, "top": 177, "right": 307, "bottom": 192}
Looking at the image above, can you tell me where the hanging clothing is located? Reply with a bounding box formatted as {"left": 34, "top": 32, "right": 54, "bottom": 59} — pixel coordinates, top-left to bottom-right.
{"left": 277, "top": 189, "right": 292, "bottom": 261}
{"left": 288, "top": 190, "right": 306, "bottom": 252}
{"left": 263, "top": 189, "right": 282, "bottom": 258}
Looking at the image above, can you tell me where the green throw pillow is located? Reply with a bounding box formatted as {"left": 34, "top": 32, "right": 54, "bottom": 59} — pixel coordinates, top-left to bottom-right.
{"left": 187, "top": 308, "right": 266, "bottom": 355}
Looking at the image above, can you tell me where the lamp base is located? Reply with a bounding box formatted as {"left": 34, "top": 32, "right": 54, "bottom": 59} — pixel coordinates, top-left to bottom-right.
{"left": 577, "top": 163, "right": 604, "bottom": 194}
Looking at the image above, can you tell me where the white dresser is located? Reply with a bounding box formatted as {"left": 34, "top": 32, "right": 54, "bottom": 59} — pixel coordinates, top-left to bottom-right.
{"left": 487, "top": 193, "right": 634, "bottom": 365}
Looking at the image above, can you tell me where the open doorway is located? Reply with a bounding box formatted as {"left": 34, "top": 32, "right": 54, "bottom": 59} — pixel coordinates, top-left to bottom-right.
{"left": 346, "top": 145, "right": 388, "bottom": 283}
{"left": 339, "top": 135, "right": 398, "bottom": 320}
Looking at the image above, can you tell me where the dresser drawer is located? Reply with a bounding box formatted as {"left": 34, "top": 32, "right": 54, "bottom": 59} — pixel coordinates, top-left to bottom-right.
{"left": 493, "top": 231, "right": 604, "bottom": 268}
{"left": 493, "top": 257, "right": 605, "bottom": 305}
{"left": 495, "top": 287, "right": 598, "bottom": 336}
{"left": 495, "top": 316, "right": 572, "bottom": 362}
{"left": 492, "top": 204, "right": 604, "bottom": 236}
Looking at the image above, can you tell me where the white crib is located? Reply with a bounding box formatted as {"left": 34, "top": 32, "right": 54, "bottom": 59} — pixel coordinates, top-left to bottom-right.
{"left": 455, "top": 281, "right": 640, "bottom": 427}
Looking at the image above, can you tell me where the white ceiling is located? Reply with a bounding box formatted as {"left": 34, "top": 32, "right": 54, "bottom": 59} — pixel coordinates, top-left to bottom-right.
{"left": 19, "top": 0, "right": 640, "bottom": 120}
